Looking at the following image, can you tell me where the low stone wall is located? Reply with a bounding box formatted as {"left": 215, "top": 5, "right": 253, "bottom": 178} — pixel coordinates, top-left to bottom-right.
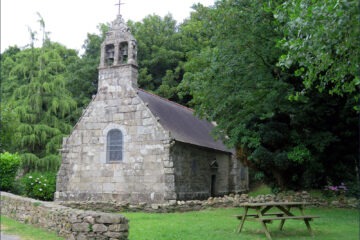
{"left": 0, "top": 192, "right": 129, "bottom": 240}
{"left": 60, "top": 191, "right": 359, "bottom": 213}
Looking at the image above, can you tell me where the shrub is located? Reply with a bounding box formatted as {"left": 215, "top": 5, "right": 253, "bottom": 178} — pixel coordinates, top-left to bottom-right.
{"left": 11, "top": 178, "right": 25, "bottom": 195}
{"left": 323, "top": 182, "right": 348, "bottom": 199}
{"left": 0, "top": 152, "right": 21, "bottom": 192}
{"left": 344, "top": 180, "right": 360, "bottom": 198}
{"left": 22, "top": 172, "right": 57, "bottom": 201}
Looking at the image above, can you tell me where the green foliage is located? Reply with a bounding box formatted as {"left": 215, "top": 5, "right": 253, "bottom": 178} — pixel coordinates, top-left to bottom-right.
{"left": 0, "top": 152, "right": 21, "bottom": 191}
{"left": 343, "top": 180, "right": 360, "bottom": 198}
{"left": 323, "top": 183, "right": 348, "bottom": 199}
{"left": 287, "top": 145, "right": 310, "bottom": 164}
{"left": 2, "top": 41, "right": 78, "bottom": 165}
{"left": 182, "top": 0, "right": 358, "bottom": 190}
{"left": 22, "top": 172, "right": 57, "bottom": 201}
{"left": 183, "top": 0, "right": 295, "bottom": 187}
{"left": 128, "top": 14, "right": 188, "bottom": 103}
{"left": 21, "top": 153, "right": 61, "bottom": 174}
{"left": 275, "top": 0, "right": 360, "bottom": 102}
{"left": 0, "top": 104, "right": 19, "bottom": 152}
{"left": 66, "top": 24, "right": 109, "bottom": 112}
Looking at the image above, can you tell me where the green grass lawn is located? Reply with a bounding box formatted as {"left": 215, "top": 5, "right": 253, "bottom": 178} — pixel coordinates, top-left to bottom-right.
{"left": 1, "top": 206, "right": 358, "bottom": 240}
{"left": 0, "top": 215, "right": 64, "bottom": 240}
{"left": 123, "top": 207, "right": 359, "bottom": 240}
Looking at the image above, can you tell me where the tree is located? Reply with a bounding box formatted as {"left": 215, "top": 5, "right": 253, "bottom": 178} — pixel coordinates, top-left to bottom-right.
{"left": 182, "top": 0, "right": 358, "bottom": 190}
{"left": 66, "top": 24, "right": 109, "bottom": 112}
{"left": 275, "top": 0, "right": 360, "bottom": 103}
{"left": 128, "top": 14, "right": 186, "bottom": 102}
{"left": 1, "top": 46, "right": 22, "bottom": 152}
{"left": 2, "top": 40, "right": 78, "bottom": 172}
{"left": 177, "top": 3, "right": 217, "bottom": 104}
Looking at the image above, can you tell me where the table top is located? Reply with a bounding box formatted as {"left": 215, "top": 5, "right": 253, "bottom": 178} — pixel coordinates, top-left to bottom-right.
{"left": 240, "top": 202, "right": 310, "bottom": 207}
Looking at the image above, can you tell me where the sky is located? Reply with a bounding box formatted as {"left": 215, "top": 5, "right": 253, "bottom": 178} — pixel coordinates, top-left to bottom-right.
{"left": 1, "top": 0, "right": 215, "bottom": 53}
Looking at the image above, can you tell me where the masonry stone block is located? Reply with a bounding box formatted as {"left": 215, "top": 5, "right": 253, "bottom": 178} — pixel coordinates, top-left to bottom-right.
{"left": 163, "top": 160, "right": 173, "bottom": 168}
{"left": 108, "top": 224, "right": 128, "bottom": 232}
{"left": 164, "top": 168, "right": 174, "bottom": 174}
{"left": 92, "top": 224, "right": 108, "bottom": 232}
{"left": 101, "top": 169, "right": 114, "bottom": 177}
{"left": 96, "top": 214, "right": 121, "bottom": 224}
{"left": 103, "top": 183, "right": 115, "bottom": 193}
{"left": 83, "top": 216, "right": 95, "bottom": 224}
{"left": 72, "top": 223, "right": 90, "bottom": 232}
{"left": 104, "top": 231, "right": 122, "bottom": 238}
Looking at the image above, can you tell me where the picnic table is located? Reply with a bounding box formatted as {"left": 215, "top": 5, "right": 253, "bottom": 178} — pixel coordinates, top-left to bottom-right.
{"left": 235, "top": 202, "right": 319, "bottom": 240}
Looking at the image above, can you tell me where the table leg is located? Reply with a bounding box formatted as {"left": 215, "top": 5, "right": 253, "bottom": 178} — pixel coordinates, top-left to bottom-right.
{"left": 237, "top": 207, "right": 248, "bottom": 233}
{"left": 298, "top": 205, "right": 314, "bottom": 235}
{"left": 279, "top": 219, "right": 286, "bottom": 231}
{"left": 278, "top": 206, "right": 291, "bottom": 230}
{"left": 304, "top": 219, "right": 314, "bottom": 236}
{"left": 260, "top": 220, "right": 272, "bottom": 240}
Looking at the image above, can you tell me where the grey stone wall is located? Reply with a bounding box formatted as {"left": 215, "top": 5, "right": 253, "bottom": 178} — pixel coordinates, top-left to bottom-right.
{"left": 0, "top": 192, "right": 129, "bottom": 240}
{"left": 171, "top": 142, "right": 232, "bottom": 200}
{"left": 56, "top": 66, "right": 174, "bottom": 203}
{"left": 59, "top": 192, "right": 359, "bottom": 214}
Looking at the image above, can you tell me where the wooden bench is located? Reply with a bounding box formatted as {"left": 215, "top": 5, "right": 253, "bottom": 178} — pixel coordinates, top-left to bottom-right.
{"left": 260, "top": 215, "right": 319, "bottom": 222}
{"left": 260, "top": 215, "right": 319, "bottom": 236}
{"left": 234, "top": 212, "right": 284, "bottom": 220}
{"left": 236, "top": 202, "right": 319, "bottom": 240}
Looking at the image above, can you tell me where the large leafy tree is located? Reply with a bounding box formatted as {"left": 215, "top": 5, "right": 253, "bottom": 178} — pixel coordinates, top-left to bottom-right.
{"left": 275, "top": 0, "right": 360, "bottom": 101}
{"left": 183, "top": 0, "right": 357, "bottom": 189}
{"left": 128, "top": 14, "right": 186, "bottom": 102}
{"left": 274, "top": 0, "right": 359, "bottom": 185}
{"left": 176, "top": 4, "right": 217, "bottom": 104}
{"left": 183, "top": 0, "right": 297, "bottom": 188}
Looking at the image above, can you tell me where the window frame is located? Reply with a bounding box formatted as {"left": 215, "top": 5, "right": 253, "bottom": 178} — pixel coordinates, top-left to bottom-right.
{"left": 106, "top": 129, "right": 123, "bottom": 163}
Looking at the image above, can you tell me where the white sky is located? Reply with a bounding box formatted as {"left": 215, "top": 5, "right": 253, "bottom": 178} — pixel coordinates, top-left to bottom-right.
{"left": 1, "top": 0, "right": 215, "bottom": 53}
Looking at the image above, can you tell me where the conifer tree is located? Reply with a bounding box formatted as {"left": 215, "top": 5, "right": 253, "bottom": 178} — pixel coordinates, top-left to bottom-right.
{"left": 2, "top": 20, "right": 78, "bottom": 172}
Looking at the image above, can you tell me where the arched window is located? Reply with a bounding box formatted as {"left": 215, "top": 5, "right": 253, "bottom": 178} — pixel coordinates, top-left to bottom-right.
{"left": 107, "top": 129, "right": 123, "bottom": 162}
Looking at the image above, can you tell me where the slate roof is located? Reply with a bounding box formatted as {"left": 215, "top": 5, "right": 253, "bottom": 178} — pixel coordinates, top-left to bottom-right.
{"left": 137, "top": 89, "right": 232, "bottom": 153}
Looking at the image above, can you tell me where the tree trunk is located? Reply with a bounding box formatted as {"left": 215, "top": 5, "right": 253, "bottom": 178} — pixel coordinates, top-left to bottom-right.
{"left": 271, "top": 169, "right": 285, "bottom": 191}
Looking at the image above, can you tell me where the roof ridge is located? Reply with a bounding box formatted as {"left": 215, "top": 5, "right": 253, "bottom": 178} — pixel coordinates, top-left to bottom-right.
{"left": 137, "top": 88, "right": 194, "bottom": 112}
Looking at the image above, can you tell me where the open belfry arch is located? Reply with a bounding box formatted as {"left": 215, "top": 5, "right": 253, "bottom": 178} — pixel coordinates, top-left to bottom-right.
{"left": 55, "top": 6, "right": 248, "bottom": 204}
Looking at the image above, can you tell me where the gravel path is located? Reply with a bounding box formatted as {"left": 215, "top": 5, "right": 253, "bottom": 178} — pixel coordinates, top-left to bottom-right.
{"left": 0, "top": 233, "right": 21, "bottom": 240}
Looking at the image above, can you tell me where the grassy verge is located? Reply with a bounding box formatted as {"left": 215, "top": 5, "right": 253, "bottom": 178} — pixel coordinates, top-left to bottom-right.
{"left": 0, "top": 215, "right": 64, "bottom": 240}
{"left": 248, "top": 183, "right": 272, "bottom": 196}
{"left": 123, "top": 207, "right": 359, "bottom": 240}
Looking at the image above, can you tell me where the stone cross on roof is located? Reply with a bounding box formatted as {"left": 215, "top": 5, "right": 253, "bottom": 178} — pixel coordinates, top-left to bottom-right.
{"left": 115, "top": 0, "right": 125, "bottom": 16}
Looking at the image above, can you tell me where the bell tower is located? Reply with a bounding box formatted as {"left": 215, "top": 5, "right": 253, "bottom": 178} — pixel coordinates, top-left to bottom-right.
{"left": 99, "top": 14, "right": 137, "bottom": 68}
{"left": 98, "top": 12, "right": 138, "bottom": 90}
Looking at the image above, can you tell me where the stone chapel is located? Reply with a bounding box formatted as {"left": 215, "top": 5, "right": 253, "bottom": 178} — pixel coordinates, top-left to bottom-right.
{"left": 55, "top": 13, "right": 248, "bottom": 203}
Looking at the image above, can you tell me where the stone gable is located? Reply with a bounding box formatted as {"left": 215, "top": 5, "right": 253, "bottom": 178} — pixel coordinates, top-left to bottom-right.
{"left": 56, "top": 65, "right": 176, "bottom": 203}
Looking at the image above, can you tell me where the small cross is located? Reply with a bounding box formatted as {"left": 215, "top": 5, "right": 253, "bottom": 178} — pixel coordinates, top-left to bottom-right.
{"left": 115, "top": 0, "right": 125, "bottom": 15}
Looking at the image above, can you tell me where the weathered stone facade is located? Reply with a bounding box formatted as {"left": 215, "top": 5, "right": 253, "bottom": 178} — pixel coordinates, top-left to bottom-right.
{"left": 171, "top": 142, "right": 231, "bottom": 200}
{"left": 56, "top": 67, "right": 173, "bottom": 203}
{"left": 55, "top": 14, "right": 248, "bottom": 204}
